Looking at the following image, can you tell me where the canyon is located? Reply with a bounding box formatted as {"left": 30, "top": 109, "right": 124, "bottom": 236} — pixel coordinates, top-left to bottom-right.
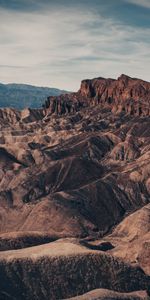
{"left": 0, "top": 74, "right": 150, "bottom": 300}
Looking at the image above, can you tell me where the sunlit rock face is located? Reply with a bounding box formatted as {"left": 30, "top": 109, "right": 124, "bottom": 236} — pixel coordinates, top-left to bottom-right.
{"left": 44, "top": 74, "right": 150, "bottom": 117}
{"left": 0, "top": 74, "right": 150, "bottom": 300}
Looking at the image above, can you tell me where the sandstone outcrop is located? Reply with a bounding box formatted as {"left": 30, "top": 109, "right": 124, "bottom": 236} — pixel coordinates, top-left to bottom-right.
{"left": 44, "top": 75, "right": 150, "bottom": 117}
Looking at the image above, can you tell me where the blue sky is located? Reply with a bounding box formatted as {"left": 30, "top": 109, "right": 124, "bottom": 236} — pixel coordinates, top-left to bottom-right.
{"left": 0, "top": 0, "right": 150, "bottom": 90}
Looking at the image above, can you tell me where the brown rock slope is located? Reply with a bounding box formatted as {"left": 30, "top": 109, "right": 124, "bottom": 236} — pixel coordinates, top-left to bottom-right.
{"left": 0, "top": 74, "right": 149, "bottom": 299}
{"left": 0, "top": 239, "right": 149, "bottom": 300}
{"left": 0, "top": 231, "right": 59, "bottom": 251}
{"left": 81, "top": 204, "right": 150, "bottom": 277}
{"left": 0, "top": 111, "right": 149, "bottom": 237}
{"left": 107, "top": 204, "right": 150, "bottom": 275}
{"left": 67, "top": 289, "right": 149, "bottom": 300}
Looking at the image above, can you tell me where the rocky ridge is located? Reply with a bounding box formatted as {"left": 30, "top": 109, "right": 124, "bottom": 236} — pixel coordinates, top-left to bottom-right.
{"left": 0, "top": 74, "right": 149, "bottom": 299}
{"left": 44, "top": 74, "right": 150, "bottom": 117}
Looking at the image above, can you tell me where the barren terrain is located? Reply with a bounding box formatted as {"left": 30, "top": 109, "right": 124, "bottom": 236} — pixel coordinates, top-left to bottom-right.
{"left": 0, "top": 74, "right": 150, "bottom": 299}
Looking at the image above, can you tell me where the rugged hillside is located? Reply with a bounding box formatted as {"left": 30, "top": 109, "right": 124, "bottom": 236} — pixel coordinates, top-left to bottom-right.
{"left": 0, "top": 74, "right": 149, "bottom": 299}
{"left": 0, "top": 239, "right": 149, "bottom": 300}
{"left": 109, "top": 204, "right": 150, "bottom": 275}
{"left": 44, "top": 74, "right": 150, "bottom": 116}
{"left": 0, "top": 83, "right": 69, "bottom": 109}
{"left": 82, "top": 204, "right": 150, "bottom": 276}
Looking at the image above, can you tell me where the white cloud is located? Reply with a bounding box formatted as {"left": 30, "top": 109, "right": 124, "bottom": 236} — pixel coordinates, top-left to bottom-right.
{"left": 124, "top": 0, "right": 150, "bottom": 9}
{"left": 0, "top": 6, "right": 149, "bottom": 90}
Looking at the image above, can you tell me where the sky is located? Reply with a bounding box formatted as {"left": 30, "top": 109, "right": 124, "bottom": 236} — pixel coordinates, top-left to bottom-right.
{"left": 0, "top": 0, "right": 150, "bottom": 90}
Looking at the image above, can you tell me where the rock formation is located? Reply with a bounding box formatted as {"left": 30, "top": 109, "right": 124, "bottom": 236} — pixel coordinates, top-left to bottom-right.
{"left": 44, "top": 74, "right": 150, "bottom": 116}
{"left": 0, "top": 74, "right": 150, "bottom": 299}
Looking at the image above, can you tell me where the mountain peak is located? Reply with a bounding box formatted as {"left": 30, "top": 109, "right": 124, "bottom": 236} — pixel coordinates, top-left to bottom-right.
{"left": 118, "top": 74, "right": 131, "bottom": 81}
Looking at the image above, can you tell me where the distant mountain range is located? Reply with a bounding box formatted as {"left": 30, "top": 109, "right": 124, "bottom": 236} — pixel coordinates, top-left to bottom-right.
{"left": 0, "top": 83, "right": 69, "bottom": 110}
